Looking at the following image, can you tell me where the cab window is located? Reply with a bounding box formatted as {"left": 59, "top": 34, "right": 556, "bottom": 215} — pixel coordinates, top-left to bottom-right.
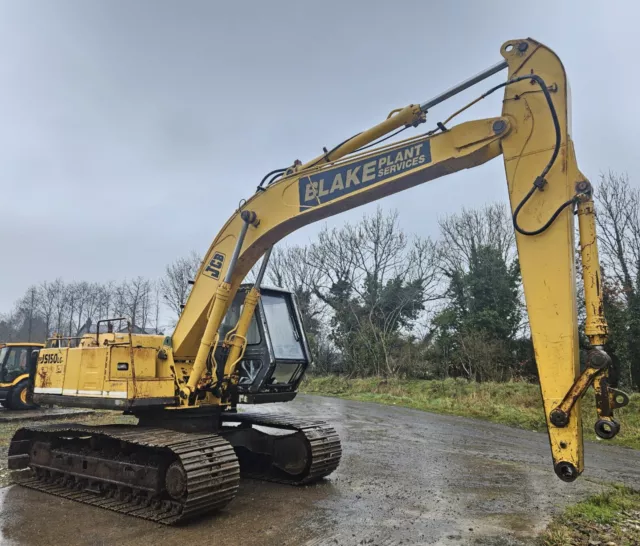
{"left": 218, "top": 293, "right": 261, "bottom": 345}
{"left": 261, "top": 294, "right": 305, "bottom": 360}
{"left": 3, "top": 347, "right": 29, "bottom": 382}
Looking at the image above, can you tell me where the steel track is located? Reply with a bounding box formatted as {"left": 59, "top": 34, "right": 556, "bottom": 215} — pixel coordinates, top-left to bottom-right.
{"left": 8, "top": 413, "right": 341, "bottom": 525}
{"left": 9, "top": 425, "right": 240, "bottom": 524}
{"left": 221, "top": 412, "right": 342, "bottom": 484}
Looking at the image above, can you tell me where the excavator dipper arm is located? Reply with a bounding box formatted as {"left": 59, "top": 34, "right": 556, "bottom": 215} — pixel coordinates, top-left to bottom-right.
{"left": 172, "top": 38, "right": 628, "bottom": 481}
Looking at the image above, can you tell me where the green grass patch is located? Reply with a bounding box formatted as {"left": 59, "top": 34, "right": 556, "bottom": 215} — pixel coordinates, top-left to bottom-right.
{"left": 542, "top": 485, "right": 640, "bottom": 545}
{"left": 301, "top": 376, "right": 640, "bottom": 450}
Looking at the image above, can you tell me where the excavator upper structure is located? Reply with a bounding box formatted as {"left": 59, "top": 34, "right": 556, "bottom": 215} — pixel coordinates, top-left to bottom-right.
{"left": 8, "top": 38, "right": 630, "bottom": 524}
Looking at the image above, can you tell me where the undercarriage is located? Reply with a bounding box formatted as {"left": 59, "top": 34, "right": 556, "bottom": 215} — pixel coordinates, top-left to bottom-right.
{"left": 8, "top": 412, "right": 341, "bottom": 524}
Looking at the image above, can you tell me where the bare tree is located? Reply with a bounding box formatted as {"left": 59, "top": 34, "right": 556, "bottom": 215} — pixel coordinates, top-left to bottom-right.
{"left": 595, "top": 172, "right": 640, "bottom": 298}
{"left": 50, "top": 279, "right": 68, "bottom": 336}
{"left": 16, "top": 287, "right": 38, "bottom": 341}
{"left": 307, "top": 208, "right": 440, "bottom": 376}
{"left": 0, "top": 310, "right": 20, "bottom": 342}
{"left": 62, "top": 282, "right": 105, "bottom": 336}
{"left": 268, "top": 245, "right": 327, "bottom": 326}
{"left": 437, "top": 203, "right": 515, "bottom": 276}
{"left": 268, "top": 246, "right": 314, "bottom": 290}
{"left": 594, "top": 172, "right": 640, "bottom": 388}
{"left": 435, "top": 203, "right": 528, "bottom": 333}
{"left": 65, "top": 283, "right": 78, "bottom": 339}
{"left": 309, "top": 208, "right": 440, "bottom": 312}
{"left": 160, "top": 251, "right": 202, "bottom": 321}
{"left": 3, "top": 276, "right": 160, "bottom": 340}
{"left": 36, "top": 280, "right": 59, "bottom": 338}
{"left": 120, "top": 277, "right": 156, "bottom": 331}
{"left": 96, "top": 281, "right": 116, "bottom": 323}
{"left": 81, "top": 282, "right": 103, "bottom": 332}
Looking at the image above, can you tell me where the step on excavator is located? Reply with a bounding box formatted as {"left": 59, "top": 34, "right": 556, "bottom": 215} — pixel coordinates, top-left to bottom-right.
{"left": 8, "top": 38, "right": 630, "bottom": 524}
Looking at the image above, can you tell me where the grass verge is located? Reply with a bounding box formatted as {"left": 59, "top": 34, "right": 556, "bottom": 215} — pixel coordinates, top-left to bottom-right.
{"left": 541, "top": 485, "right": 640, "bottom": 545}
{"left": 300, "top": 376, "right": 640, "bottom": 450}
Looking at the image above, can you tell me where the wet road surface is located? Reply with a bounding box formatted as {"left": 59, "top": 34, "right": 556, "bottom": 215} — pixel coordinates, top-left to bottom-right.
{"left": 0, "top": 407, "right": 93, "bottom": 423}
{"left": 0, "top": 394, "right": 638, "bottom": 546}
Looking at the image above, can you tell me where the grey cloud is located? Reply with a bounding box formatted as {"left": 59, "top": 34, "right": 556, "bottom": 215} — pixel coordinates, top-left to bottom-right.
{"left": 1, "top": 0, "right": 637, "bottom": 311}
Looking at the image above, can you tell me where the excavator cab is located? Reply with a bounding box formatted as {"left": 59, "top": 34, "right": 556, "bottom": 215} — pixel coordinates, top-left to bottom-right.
{"left": 217, "top": 285, "right": 311, "bottom": 404}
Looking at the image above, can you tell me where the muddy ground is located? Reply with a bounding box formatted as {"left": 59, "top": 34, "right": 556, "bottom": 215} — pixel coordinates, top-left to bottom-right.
{"left": 0, "top": 394, "right": 638, "bottom": 546}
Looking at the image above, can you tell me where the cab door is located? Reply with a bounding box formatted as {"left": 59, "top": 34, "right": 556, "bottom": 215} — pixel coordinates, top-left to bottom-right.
{"left": 0, "top": 346, "right": 8, "bottom": 384}
{"left": 1, "top": 347, "right": 30, "bottom": 384}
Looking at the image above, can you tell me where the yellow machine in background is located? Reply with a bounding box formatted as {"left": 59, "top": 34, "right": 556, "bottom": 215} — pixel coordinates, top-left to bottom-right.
{"left": 0, "top": 343, "right": 42, "bottom": 410}
{"left": 9, "top": 38, "right": 629, "bottom": 523}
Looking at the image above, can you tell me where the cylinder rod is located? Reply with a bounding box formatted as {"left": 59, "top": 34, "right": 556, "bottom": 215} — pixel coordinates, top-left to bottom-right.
{"left": 220, "top": 247, "right": 273, "bottom": 382}
{"left": 223, "top": 220, "right": 250, "bottom": 284}
{"left": 420, "top": 60, "right": 508, "bottom": 112}
{"left": 577, "top": 197, "right": 608, "bottom": 347}
{"left": 184, "top": 215, "right": 253, "bottom": 396}
{"left": 254, "top": 247, "right": 272, "bottom": 287}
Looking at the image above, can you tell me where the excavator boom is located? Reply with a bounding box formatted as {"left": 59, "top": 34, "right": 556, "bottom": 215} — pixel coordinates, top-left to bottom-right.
{"left": 172, "top": 38, "right": 627, "bottom": 480}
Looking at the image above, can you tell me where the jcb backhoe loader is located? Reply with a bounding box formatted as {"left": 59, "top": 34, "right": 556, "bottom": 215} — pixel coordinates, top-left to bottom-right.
{"left": 0, "top": 343, "right": 42, "bottom": 409}
{"left": 8, "top": 38, "right": 630, "bottom": 524}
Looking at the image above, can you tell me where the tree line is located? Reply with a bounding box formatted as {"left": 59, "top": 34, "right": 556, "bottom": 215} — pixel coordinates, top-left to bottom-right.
{"left": 2, "top": 173, "right": 638, "bottom": 390}
{"left": 0, "top": 277, "right": 161, "bottom": 342}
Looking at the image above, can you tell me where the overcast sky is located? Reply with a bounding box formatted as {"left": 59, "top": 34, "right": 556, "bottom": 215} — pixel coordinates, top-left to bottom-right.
{"left": 1, "top": 0, "right": 638, "bottom": 313}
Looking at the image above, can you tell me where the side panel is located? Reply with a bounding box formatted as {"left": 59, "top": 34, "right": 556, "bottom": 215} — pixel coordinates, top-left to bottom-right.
{"left": 33, "top": 342, "right": 177, "bottom": 406}
{"left": 107, "top": 346, "right": 175, "bottom": 400}
{"left": 76, "top": 348, "right": 105, "bottom": 397}
{"left": 128, "top": 378, "right": 176, "bottom": 400}
{"left": 33, "top": 348, "right": 68, "bottom": 396}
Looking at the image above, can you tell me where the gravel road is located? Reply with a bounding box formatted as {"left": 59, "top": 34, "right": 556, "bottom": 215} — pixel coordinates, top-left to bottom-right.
{"left": 0, "top": 394, "right": 638, "bottom": 546}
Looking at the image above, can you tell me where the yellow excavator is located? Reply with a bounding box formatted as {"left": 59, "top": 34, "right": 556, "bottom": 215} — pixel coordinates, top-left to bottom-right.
{"left": 8, "top": 38, "right": 630, "bottom": 524}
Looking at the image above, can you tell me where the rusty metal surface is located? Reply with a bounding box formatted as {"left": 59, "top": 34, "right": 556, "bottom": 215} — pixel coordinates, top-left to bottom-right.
{"left": 9, "top": 424, "right": 240, "bottom": 524}
{"left": 553, "top": 365, "right": 601, "bottom": 421}
{"left": 551, "top": 347, "right": 630, "bottom": 440}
